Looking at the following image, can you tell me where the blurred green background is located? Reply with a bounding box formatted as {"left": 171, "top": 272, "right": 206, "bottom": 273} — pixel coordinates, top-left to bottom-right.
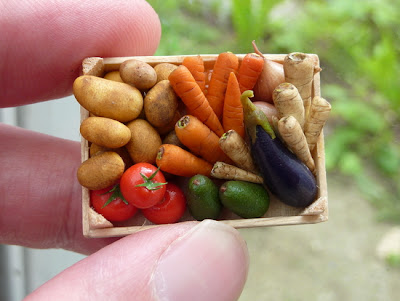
{"left": 147, "top": 0, "right": 400, "bottom": 299}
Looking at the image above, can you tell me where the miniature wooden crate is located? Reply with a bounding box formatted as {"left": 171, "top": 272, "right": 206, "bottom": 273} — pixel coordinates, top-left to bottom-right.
{"left": 80, "top": 54, "right": 328, "bottom": 238}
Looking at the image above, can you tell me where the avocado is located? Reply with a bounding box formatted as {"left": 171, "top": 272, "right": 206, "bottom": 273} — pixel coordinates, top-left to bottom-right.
{"left": 187, "top": 175, "right": 222, "bottom": 220}
{"left": 219, "top": 181, "right": 269, "bottom": 218}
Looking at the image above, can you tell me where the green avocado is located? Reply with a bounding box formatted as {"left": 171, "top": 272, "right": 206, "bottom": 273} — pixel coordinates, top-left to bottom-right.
{"left": 219, "top": 181, "right": 269, "bottom": 218}
{"left": 187, "top": 175, "right": 222, "bottom": 221}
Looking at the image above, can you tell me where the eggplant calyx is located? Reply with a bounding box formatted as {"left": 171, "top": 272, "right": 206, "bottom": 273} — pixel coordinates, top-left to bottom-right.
{"left": 240, "top": 90, "right": 276, "bottom": 142}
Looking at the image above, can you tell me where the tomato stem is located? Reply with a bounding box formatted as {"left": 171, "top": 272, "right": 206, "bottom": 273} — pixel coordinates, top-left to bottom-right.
{"left": 135, "top": 166, "right": 168, "bottom": 191}
{"left": 101, "top": 184, "right": 128, "bottom": 208}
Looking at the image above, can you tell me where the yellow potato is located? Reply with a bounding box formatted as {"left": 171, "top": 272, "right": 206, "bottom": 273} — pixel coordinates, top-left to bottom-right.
{"left": 104, "top": 71, "right": 124, "bottom": 83}
{"left": 73, "top": 75, "right": 143, "bottom": 122}
{"left": 125, "top": 119, "right": 162, "bottom": 164}
{"left": 77, "top": 151, "right": 125, "bottom": 190}
{"left": 144, "top": 80, "right": 178, "bottom": 128}
{"left": 89, "top": 143, "right": 133, "bottom": 170}
{"left": 119, "top": 59, "right": 157, "bottom": 90}
{"left": 154, "top": 63, "right": 178, "bottom": 82}
{"left": 80, "top": 117, "right": 131, "bottom": 148}
{"left": 155, "top": 110, "right": 181, "bottom": 136}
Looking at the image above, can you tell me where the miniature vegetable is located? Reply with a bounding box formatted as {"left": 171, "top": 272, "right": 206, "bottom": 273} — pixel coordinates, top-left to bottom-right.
{"left": 283, "top": 52, "right": 321, "bottom": 117}
{"left": 156, "top": 144, "right": 213, "bottom": 177}
{"left": 90, "top": 184, "right": 138, "bottom": 222}
{"left": 211, "top": 161, "right": 263, "bottom": 184}
{"left": 241, "top": 90, "right": 317, "bottom": 208}
{"left": 237, "top": 52, "right": 265, "bottom": 94}
{"left": 251, "top": 41, "right": 285, "bottom": 103}
{"left": 219, "top": 129, "right": 258, "bottom": 174}
{"left": 222, "top": 72, "right": 245, "bottom": 138}
{"left": 278, "top": 116, "right": 315, "bottom": 173}
{"left": 141, "top": 183, "right": 186, "bottom": 224}
{"left": 206, "top": 52, "right": 239, "bottom": 119}
{"left": 175, "top": 115, "right": 231, "bottom": 164}
{"left": 120, "top": 163, "right": 167, "bottom": 209}
{"left": 272, "top": 82, "right": 305, "bottom": 129}
{"left": 182, "top": 55, "right": 206, "bottom": 94}
{"left": 168, "top": 65, "right": 225, "bottom": 136}
{"left": 304, "top": 96, "right": 331, "bottom": 151}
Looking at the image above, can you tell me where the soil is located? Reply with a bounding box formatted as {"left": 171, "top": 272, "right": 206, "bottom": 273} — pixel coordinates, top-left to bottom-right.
{"left": 238, "top": 174, "right": 400, "bottom": 301}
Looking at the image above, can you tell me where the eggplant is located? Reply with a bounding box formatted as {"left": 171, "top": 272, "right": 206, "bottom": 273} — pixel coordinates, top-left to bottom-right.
{"left": 241, "top": 91, "right": 317, "bottom": 207}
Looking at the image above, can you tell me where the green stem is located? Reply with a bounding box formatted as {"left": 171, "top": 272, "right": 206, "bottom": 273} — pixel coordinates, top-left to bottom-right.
{"left": 240, "top": 90, "right": 276, "bottom": 143}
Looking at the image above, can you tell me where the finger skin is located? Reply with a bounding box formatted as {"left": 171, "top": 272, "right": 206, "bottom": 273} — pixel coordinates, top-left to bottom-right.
{"left": 25, "top": 220, "right": 249, "bottom": 301}
{"left": 0, "top": 0, "right": 161, "bottom": 107}
{"left": 0, "top": 124, "right": 116, "bottom": 254}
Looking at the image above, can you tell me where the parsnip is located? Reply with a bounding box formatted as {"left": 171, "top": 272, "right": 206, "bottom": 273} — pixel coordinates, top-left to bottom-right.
{"left": 278, "top": 116, "right": 315, "bottom": 173}
{"left": 219, "top": 130, "right": 258, "bottom": 173}
{"left": 283, "top": 52, "right": 321, "bottom": 118}
{"left": 304, "top": 96, "right": 331, "bottom": 151}
{"left": 211, "top": 162, "right": 263, "bottom": 184}
{"left": 272, "top": 82, "right": 305, "bottom": 129}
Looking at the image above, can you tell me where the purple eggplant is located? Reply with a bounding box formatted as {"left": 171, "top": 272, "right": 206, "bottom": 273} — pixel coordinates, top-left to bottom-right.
{"left": 241, "top": 91, "right": 317, "bottom": 207}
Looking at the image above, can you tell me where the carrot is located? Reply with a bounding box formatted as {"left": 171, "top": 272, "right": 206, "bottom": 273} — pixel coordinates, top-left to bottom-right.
{"left": 169, "top": 65, "right": 225, "bottom": 136}
{"left": 182, "top": 55, "right": 206, "bottom": 94}
{"left": 219, "top": 129, "right": 258, "bottom": 174}
{"left": 237, "top": 52, "right": 265, "bottom": 94}
{"left": 175, "top": 115, "right": 232, "bottom": 164}
{"left": 211, "top": 162, "right": 263, "bottom": 184}
{"left": 304, "top": 96, "right": 331, "bottom": 151}
{"left": 206, "top": 52, "right": 239, "bottom": 119}
{"left": 278, "top": 116, "right": 315, "bottom": 173}
{"left": 156, "top": 144, "right": 213, "bottom": 177}
{"left": 222, "top": 72, "right": 245, "bottom": 138}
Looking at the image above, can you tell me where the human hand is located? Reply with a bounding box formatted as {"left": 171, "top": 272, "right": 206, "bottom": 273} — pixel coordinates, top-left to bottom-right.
{"left": 0, "top": 1, "right": 249, "bottom": 300}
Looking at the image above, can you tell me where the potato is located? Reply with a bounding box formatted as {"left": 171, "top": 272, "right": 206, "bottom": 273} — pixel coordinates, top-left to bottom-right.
{"left": 154, "top": 63, "right": 178, "bottom": 82}
{"left": 80, "top": 117, "right": 131, "bottom": 148}
{"left": 89, "top": 143, "right": 133, "bottom": 170}
{"left": 125, "top": 119, "right": 162, "bottom": 164}
{"left": 144, "top": 80, "right": 178, "bottom": 128}
{"left": 77, "top": 151, "right": 125, "bottom": 190}
{"left": 73, "top": 75, "right": 143, "bottom": 122}
{"left": 155, "top": 110, "right": 181, "bottom": 135}
{"left": 104, "top": 71, "right": 124, "bottom": 83}
{"left": 163, "top": 130, "right": 186, "bottom": 149}
{"left": 119, "top": 59, "right": 157, "bottom": 90}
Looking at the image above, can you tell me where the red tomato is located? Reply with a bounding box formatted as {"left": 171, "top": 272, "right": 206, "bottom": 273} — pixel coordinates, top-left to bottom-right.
{"left": 142, "top": 183, "right": 186, "bottom": 224}
{"left": 120, "top": 163, "right": 167, "bottom": 209}
{"left": 90, "top": 185, "right": 138, "bottom": 222}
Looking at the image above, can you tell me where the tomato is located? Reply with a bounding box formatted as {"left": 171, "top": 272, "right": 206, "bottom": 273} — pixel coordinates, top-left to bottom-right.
{"left": 142, "top": 183, "right": 186, "bottom": 224}
{"left": 90, "top": 184, "right": 138, "bottom": 222}
{"left": 120, "top": 163, "right": 167, "bottom": 209}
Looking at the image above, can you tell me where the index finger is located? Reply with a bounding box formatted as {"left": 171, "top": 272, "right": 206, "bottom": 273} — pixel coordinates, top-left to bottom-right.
{"left": 0, "top": 0, "right": 161, "bottom": 108}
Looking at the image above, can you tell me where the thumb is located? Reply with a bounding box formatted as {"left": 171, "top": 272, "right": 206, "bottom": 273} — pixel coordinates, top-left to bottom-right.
{"left": 25, "top": 220, "right": 249, "bottom": 301}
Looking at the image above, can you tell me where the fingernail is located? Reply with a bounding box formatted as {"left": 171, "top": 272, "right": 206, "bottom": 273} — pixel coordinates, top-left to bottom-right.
{"left": 151, "top": 220, "right": 249, "bottom": 301}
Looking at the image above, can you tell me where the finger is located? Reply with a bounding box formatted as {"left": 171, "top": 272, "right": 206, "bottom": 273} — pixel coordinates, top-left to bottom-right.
{"left": 0, "top": 123, "right": 116, "bottom": 254}
{"left": 0, "top": 0, "right": 161, "bottom": 107}
{"left": 25, "top": 220, "right": 249, "bottom": 301}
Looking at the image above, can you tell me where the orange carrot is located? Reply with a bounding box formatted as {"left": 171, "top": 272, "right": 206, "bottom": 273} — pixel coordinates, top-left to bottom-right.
{"left": 182, "top": 55, "right": 206, "bottom": 94}
{"left": 175, "top": 115, "right": 232, "bottom": 164}
{"left": 156, "top": 144, "right": 213, "bottom": 177}
{"left": 237, "top": 52, "right": 265, "bottom": 94}
{"left": 206, "top": 52, "right": 239, "bottom": 119}
{"left": 222, "top": 72, "right": 245, "bottom": 138}
{"left": 169, "top": 65, "right": 225, "bottom": 137}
